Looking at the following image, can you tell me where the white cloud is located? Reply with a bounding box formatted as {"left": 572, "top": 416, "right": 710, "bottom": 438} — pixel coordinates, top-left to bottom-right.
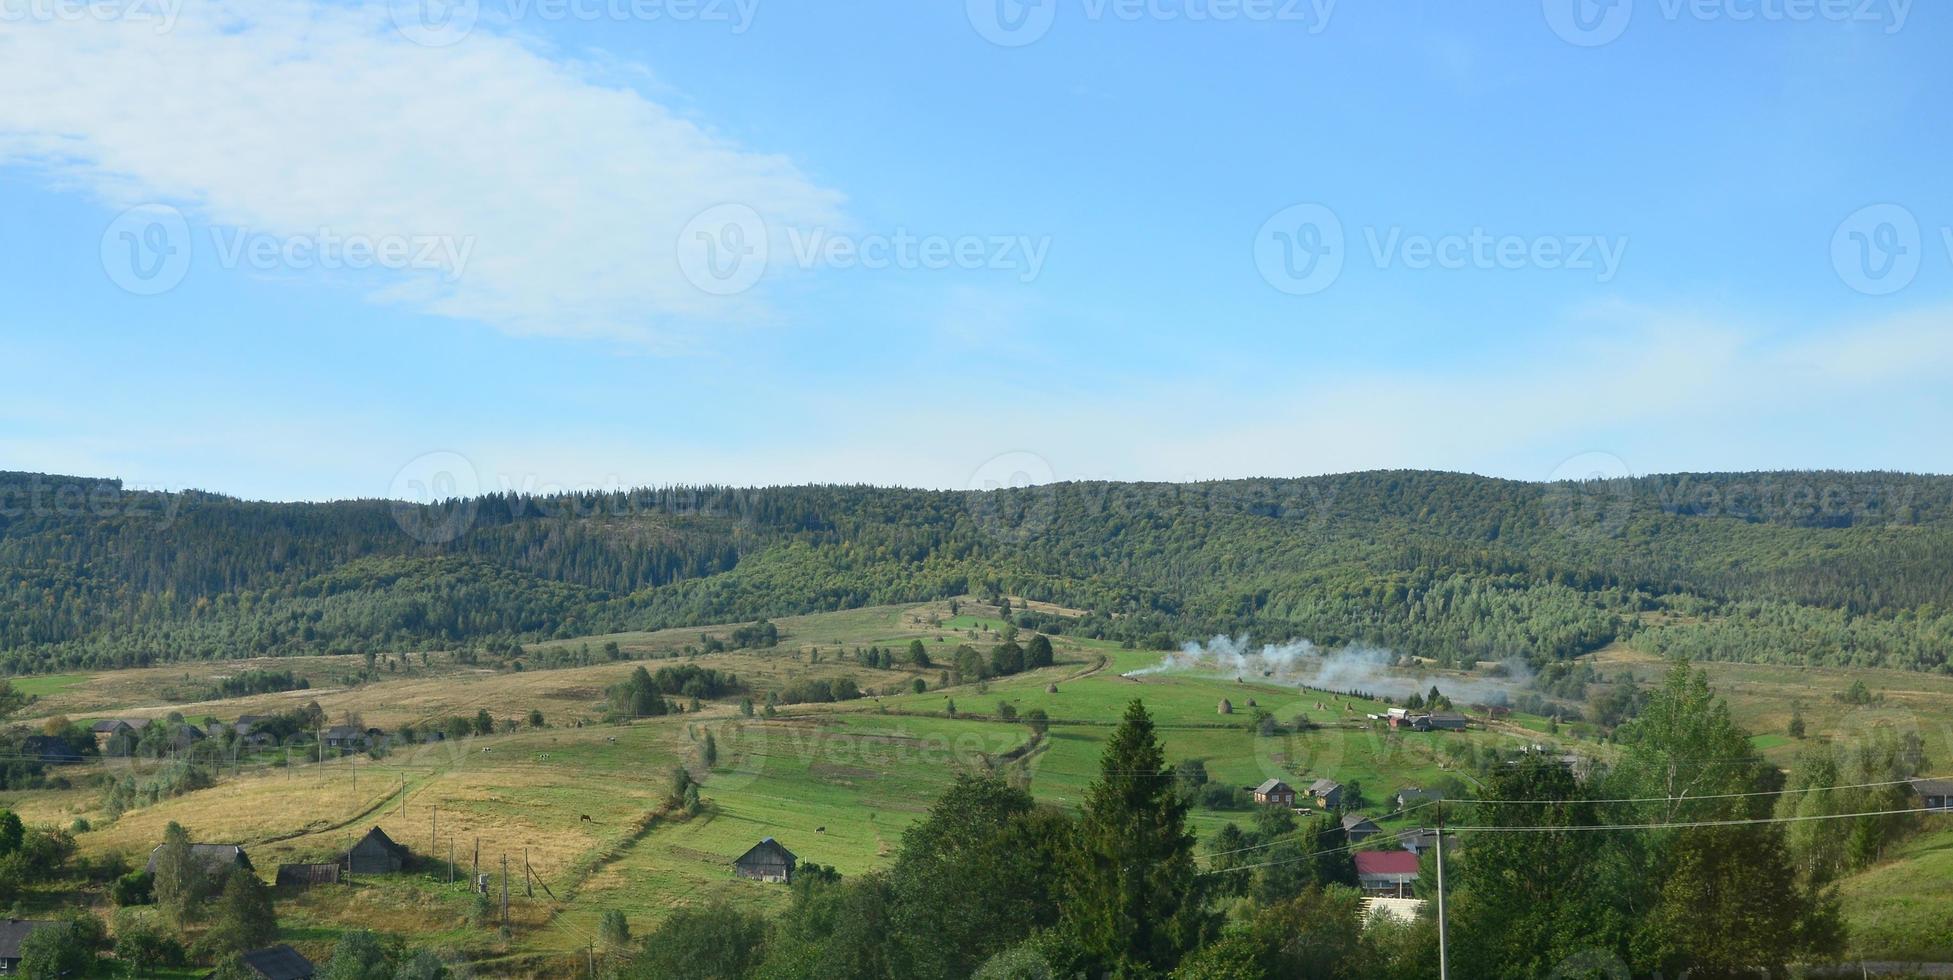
{"left": 0, "top": 0, "right": 842, "bottom": 344}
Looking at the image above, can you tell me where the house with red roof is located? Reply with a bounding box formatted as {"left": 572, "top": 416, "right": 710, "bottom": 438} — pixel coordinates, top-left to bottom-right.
{"left": 1354, "top": 850, "right": 1422, "bottom": 898}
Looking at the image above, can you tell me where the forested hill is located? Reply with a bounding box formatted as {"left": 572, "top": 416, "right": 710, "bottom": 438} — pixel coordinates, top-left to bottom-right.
{"left": 3, "top": 469, "right": 1951, "bottom": 676}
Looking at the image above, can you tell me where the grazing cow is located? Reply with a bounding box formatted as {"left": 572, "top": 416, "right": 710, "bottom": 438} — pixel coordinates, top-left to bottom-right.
{"left": 580, "top": 814, "right": 592, "bottom": 822}
{"left": 815, "top": 826, "right": 825, "bottom": 833}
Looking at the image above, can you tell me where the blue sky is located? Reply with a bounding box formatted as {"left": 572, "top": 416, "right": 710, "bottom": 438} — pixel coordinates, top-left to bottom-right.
{"left": 2, "top": 0, "right": 1949, "bottom": 502}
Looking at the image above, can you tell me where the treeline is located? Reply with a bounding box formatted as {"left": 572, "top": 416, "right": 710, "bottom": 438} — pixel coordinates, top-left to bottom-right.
{"left": 6, "top": 470, "right": 1953, "bottom": 675}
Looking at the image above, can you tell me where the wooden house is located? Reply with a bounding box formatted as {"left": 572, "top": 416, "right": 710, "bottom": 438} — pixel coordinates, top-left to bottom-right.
{"left": 1252, "top": 779, "right": 1296, "bottom": 807}
{"left": 223, "top": 944, "right": 317, "bottom": 979}
{"left": 733, "top": 838, "right": 797, "bottom": 884}
{"left": 1308, "top": 778, "right": 1343, "bottom": 810}
{"left": 0, "top": 920, "right": 60, "bottom": 975}
{"left": 1913, "top": 778, "right": 1953, "bottom": 812}
{"left": 348, "top": 827, "right": 408, "bottom": 874}
{"left": 146, "top": 843, "right": 251, "bottom": 876}
{"left": 1341, "top": 813, "right": 1382, "bottom": 843}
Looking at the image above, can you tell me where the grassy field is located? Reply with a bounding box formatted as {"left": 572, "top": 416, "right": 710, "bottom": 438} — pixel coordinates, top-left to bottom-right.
{"left": 10, "top": 599, "right": 1953, "bottom": 974}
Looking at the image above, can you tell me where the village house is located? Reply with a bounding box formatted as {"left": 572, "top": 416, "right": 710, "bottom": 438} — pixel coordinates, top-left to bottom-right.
{"left": 1252, "top": 779, "right": 1296, "bottom": 807}
{"left": 1394, "top": 787, "right": 1442, "bottom": 810}
{"left": 1401, "top": 829, "right": 1455, "bottom": 856}
{"left": 322, "top": 726, "right": 368, "bottom": 751}
{"left": 1308, "top": 778, "right": 1343, "bottom": 810}
{"left": 348, "top": 827, "right": 409, "bottom": 874}
{"left": 733, "top": 838, "right": 797, "bottom": 884}
{"left": 1389, "top": 712, "right": 1470, "bottom": 732}
{"left": 89, "top": 718, "right": 142, "bottom": 751}
{"left": 146, "top": 843, "right": 252, "bottom": 876}
{"left": 0, "top": 919, "right": 60, "bottom": 975}
{"left": 1341, "top": 813, "right": 1382, "bottom": 843}
{"left": 1913, "top": 778, "right": 1953, "bottom": 812}
{"left": 221, "top": 944, "right": 317, "bottom": 980}
{"left": 1354, "top": 850, "right": 1422, "bottom": 898}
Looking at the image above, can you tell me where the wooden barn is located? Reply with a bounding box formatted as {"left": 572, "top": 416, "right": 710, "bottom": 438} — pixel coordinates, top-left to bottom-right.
{"left": 1252, "top": 778, "right": 1296, "bottom": 807}
{"left": 348, "top": 827, "right": 409, "bottom": 874}
{"left": 733, "top": 838, "right": 797, "bottom": 884}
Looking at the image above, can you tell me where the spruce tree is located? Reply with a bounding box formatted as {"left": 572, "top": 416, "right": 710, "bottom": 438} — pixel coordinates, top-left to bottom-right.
{"left": 1060, "top": 699, "right": 1205, "bottom": 975}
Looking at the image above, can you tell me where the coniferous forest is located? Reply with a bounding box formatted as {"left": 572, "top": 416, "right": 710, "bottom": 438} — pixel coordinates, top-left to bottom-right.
{"left": 3, "top": 469, "right": 1951, "bottom": 676}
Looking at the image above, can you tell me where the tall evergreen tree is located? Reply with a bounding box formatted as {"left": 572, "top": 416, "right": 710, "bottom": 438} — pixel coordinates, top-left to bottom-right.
{"left": 1060, "top": 699, "right": 1206, "bottom": 976}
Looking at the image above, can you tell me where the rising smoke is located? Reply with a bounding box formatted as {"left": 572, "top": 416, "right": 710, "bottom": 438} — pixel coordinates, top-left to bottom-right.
{"left": 1127, "top": 635, "right": 1530, "bottom": 706}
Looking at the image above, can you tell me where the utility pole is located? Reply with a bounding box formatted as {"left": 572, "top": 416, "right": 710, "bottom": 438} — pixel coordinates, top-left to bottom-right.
{"left": 501, "top": 854, "right": 510, "bottom": 926}
{"left": 587, "top": 944, "right": 595, "bottom": 977}
{"left": 1435, "top": 811, "right": 1449, "bottom": 980}
{"left": 524, "top": 847, "right": 533, "bottom": 898}
{"left": 473, "top": 836, "right": 480, "bottom": 881}
{"left": 449, "top": 838, "right": 456, "bottom": 884}
{"left": 431, "top": 805, "right": 438, "bottom": 861}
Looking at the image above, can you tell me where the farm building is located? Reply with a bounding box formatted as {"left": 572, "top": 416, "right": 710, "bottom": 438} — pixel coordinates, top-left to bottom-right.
{"left": 1252, "top": 779, "right": 1296, "bottom": 807}
{"left": 1308, "top": 778, "right": 1343, "bottom": 810}
{"left": 224, "top": 943, "right": 317, "bottom": 979}
{"left": 1355, "top": 850, "right": 1422, "bottom": 897}
{"left": 348, "top": 827, "right": 409, "bottom": 874}
{"left": 322, "top": 726, "right": 369, "bottom": 750}
{"left": 89, "top": 718, "right": 142, "bottom": 750}
{"left": 1341, "top": 814, "right": 1382, "bottom": 843}
{"left": 1913, "top": 778, "right": 1953, "bottom": 811}
{"left": 1401, "top": 829, "right": 1456, "bottom": 856}
{"left": 1389, "top": 712, "right": 1470, "bottom": 732}
{"left": 734, "top": 838, "right": 798, "bottom": 884}
{"left": 146, "top": 843, "right": 252, "bottom": 876}
{"left": 276, "top": 863, "right": 342, "bottom": 888}
{"left": 1394, "top": 787, "right": 1442, "bottom": 809}
{"left": 0, "top": 919, "right": 61, "bottom": 974}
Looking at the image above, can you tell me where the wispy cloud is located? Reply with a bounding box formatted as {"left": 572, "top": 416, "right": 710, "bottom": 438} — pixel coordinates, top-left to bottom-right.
{"left": 0, "top": 0, "right": 842, "bottom": 345}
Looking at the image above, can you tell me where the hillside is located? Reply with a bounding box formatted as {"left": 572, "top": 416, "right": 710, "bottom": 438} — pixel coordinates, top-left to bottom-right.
{"left": 4, "top": 469, "right": 1952, "bottom": 677}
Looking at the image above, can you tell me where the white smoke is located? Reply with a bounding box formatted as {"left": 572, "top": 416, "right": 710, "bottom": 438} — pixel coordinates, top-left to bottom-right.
{"left": 1127, "top": 635, "right": 1531, "bottom": 707}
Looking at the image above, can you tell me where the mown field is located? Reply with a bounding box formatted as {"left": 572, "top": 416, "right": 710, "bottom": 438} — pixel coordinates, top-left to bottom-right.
{"left": 5, "top": 598, "right": 1951, "bottom": 974}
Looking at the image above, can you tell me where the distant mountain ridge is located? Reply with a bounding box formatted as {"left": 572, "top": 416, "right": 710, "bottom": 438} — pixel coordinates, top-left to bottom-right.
{"left": 2, "top": 469, "right": 1949, "bottom": 676}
